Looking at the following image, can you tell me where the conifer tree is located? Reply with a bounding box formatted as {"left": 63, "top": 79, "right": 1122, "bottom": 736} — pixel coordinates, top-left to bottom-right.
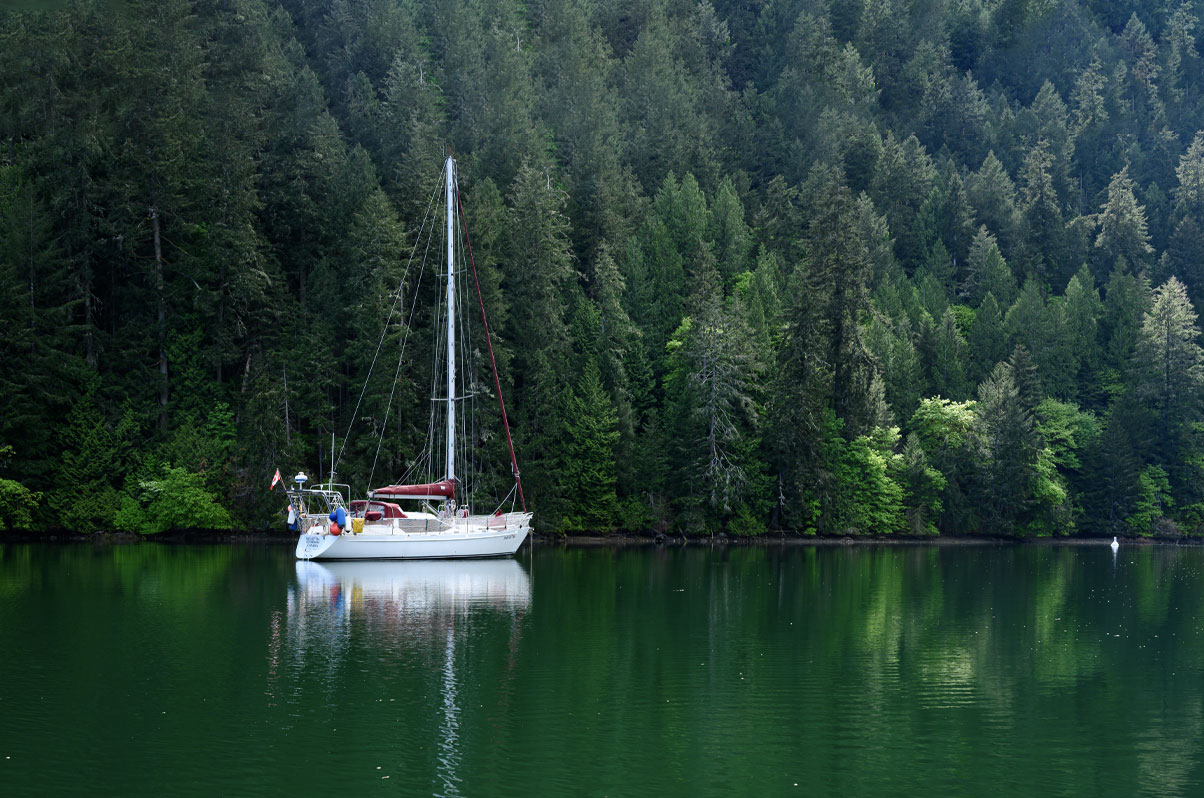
{"left": 0, "top": 163, "right": 86, "bottom": 490}
{"left": 1163, "top": 3, "right": 1199, "bottom": 108}
{"left": 969, "top": 292, "right": 1009, "bottom": 386}
{"left": 1072, "top": 56, "right": 1110, "bottom": 136}
{"left": 1102, "top": 263, "right": 1151, "bottom": 374}
{"left": 1009, "top": 344, "right": 1043, "bottom": 415}
{"left": 1023, "top": 81, "right": 1075, "bottom": 201}
{"left": 1063, "top": 266, "right": 1104, "bottom": 402}
{"left": 1083, "top": 410, "right": 1143, "bottom": 535}
{"left": 1134, "top": 277, "right": 1204, "bottom": 480}
{"left": 561, "top": 360, "right": 620, "bottom": 530}
{"left": 925, "top": 308, "right": 969, "bottom": 400}
{"left": 379, "top": 45, "right": 447, "bottom": 215}
{"left": 900, "top": 433, "right": 946, "bottom": 535}
{"left": 434, "top": 0, "right": 543, "bottom": 189}
{"left": 966, "top": 151, "right": 1021, "bottom": 258}
{"left": 664, "top": 263, "right": 763, "bottom": 528}
{"left": 937, "top": 163, "right": 978, "bottom": 267}
{"left": 866, "top": 313, "right": 924, "bottom": 422}
{"left": 1095, "top": 166, "right": 1155, "bottom": 275}
{"left": 709, "top": 176, "right": 752, "bottom": 282}
{"left": 963, "top": 226, "right": 1018, "bottom": 306}
{"left": 871, "top": 133, "right": 938, "bottom": 269}
{"left": 741, "top": 247, "right": 783, "bottom": 367}
{"left": 1174, "top": 132, "right": 1204, "bottom": 220}
{"left": 802, "top": 167, "right": 879, "bottom": 434}
{"left": 1162, "top": 216, "right": 1204, "bottom": 310}
{"left": 50, "top": 387, "right": 134, "bottom": 531}
{"left": 1018, "top": 140, "right": 1065, "bottom": 281}
{"left": 502, "top": 159, "right": 575, "bottom": 517}
{"left": 1005, "top": 281, "right": 1047, "bottom": 371}
{"left": 1120, "top": 13, "right": 1164, "bottom": 125}
{"left": 619, "top": 12, "right": 723, "bottom": 190}
{"left": 975, "top": 361, "right": 1041, "bottom": 534}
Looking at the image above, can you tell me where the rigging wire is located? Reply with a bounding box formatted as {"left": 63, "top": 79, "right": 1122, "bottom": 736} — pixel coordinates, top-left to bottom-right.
{"left": 366, "top": 192, "right": 439, "bottom": 492}
{"left": 334, "top": 175, "right": 443, "bottom": 479}
{"left": 455, "top": 197, "right": 473, "bottom": 511}
{"left": 424, "top": 171, "right": 448, "bottom": 488}
{"left": 325, "top": 161, "right": 526, "bottom": 519}
{"left": 455, "top": 181, "right": 527, "bottom": 512}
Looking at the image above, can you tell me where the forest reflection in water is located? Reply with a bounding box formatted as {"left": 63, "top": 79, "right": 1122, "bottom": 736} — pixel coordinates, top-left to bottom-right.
{"left": 1, "top": 543, "right": 1204, "bottom": 796}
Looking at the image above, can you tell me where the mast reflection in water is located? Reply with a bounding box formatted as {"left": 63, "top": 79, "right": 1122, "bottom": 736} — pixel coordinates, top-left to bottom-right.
{"left": 283, "top": 559, "right": 531, "bottom": 796}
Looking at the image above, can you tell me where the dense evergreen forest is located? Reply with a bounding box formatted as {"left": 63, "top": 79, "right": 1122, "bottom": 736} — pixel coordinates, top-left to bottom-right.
{"left": 3, "top": 0, "right": 1204, "bottom": 537}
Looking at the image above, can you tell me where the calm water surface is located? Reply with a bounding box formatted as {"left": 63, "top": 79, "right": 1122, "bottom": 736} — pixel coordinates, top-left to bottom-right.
{"left": 1, "top": 543, "right": 1202, "bottom": 796}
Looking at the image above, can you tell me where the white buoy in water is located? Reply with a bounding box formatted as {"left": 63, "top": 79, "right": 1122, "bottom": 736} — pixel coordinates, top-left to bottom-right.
{"left": 1111, "top": 536, "right": 1119, "bottom": 551}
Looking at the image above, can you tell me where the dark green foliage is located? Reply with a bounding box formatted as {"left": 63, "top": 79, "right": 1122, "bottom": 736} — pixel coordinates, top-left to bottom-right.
{"left": 1126, "top": 465, "right": 1174, "bottom": 536}
{"left": 1133, "top": 276, "right": 1204, "bottom": 504}
{"left": 974, "top": 362, "right": 1042, "bottom": 534}
{"left": 963, "top": 226, "right": 1017, "bottom": 307}
{"left": 558, "top": 361, "right": 620, "bottom": 532}
{"left": 899, "top": 433, "right": 946, "bottom": 536}
{"left": 966, "top": 153, "right": 1022, "bottom": 261}
{"left": 920, "top": 308, "right": 969, "bottom": 400}
{"left": 1101, "top": 264, "right": 1151, "bottom": 376}
{"left": 49, "top": 388, "right": 132, "bottom": 532}
{"left": 1095, "top": 166, "right": 1155, "bottom": 275}
{"left": 968, "top": 293, "right": 1009, "bottom": 385}
{"left": 1082, "top": 405, "right": 1145, "bottom": 534}
{"left": 5, "top": 0, "right": 1204, "bottom": 538}
{"left": 1063, "top": 267, "right": 1104, "bottom": 403}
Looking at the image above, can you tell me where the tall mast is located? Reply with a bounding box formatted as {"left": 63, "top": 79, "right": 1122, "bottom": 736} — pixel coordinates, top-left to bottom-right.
{"left": 445, "top": 156, "right": 457, "bottom": 487}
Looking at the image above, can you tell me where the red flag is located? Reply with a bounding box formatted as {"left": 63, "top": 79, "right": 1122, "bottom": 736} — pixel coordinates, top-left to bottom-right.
{"left": 270, "top": 469, "right": 282, "bottom": 490}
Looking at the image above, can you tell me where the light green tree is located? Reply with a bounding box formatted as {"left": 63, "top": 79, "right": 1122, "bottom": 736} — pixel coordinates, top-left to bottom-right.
{"left": 114, "top": 467, "right": 234, "bottom": 534}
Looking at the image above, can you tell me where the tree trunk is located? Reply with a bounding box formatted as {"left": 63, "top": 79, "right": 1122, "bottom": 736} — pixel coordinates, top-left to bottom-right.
{"left": 83, "top": 269, "right": 96, "bottom": 370}
{"left": 216, "top": 262, "right": 226, "bottom": 383}
{"left": 151, "top": 205, "right": 168, "bottom": 430}
{"left": 282, "top": 365, "right": 291, "bottom": 447}
{"left": 25, "top": 188, "right": 36, "bottom": 355}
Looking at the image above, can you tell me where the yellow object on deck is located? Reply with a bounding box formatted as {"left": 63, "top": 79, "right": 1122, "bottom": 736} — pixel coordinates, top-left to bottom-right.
{"left": 352, "top": 517, "right": 364, "bottom": 534}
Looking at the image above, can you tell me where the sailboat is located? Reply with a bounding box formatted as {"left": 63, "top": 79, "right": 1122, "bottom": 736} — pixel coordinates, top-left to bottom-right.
{"left": 289, "top": 156, "right": 532, "bottom": 560}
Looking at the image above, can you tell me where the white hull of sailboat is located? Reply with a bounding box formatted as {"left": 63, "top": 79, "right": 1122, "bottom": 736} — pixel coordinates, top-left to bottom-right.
{"left": 296, "top": 521, "right": 530, "bottom": 560}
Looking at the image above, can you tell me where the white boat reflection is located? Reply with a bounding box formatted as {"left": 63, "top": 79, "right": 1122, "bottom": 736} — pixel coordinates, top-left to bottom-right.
{"left": 291, "top": 558, "right": 532, "bottom": 623}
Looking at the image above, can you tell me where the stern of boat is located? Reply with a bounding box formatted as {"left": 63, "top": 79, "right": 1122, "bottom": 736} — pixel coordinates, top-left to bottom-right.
{"left": 296, "top": 531, "right": 340, "bottom": 560}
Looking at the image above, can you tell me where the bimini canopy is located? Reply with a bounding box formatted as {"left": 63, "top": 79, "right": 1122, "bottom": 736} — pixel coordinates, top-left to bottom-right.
{"left": 370, "top": 479, "right": 455, "bottom": 501}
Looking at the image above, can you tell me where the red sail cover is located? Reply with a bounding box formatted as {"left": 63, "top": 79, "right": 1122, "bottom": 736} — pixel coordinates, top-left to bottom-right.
{"left": 371, "top": 479, "right": 455, "bottom": 500}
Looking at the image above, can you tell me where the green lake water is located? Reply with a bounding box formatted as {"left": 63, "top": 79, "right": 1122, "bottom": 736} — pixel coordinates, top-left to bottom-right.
{"left": 1, "top": 542, "right": 1202, "bottom": 796}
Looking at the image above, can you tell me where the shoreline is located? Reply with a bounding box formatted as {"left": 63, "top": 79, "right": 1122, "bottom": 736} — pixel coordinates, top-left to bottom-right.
{"left": 0, "top": 530, "right": 1197, "bottom": 546}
